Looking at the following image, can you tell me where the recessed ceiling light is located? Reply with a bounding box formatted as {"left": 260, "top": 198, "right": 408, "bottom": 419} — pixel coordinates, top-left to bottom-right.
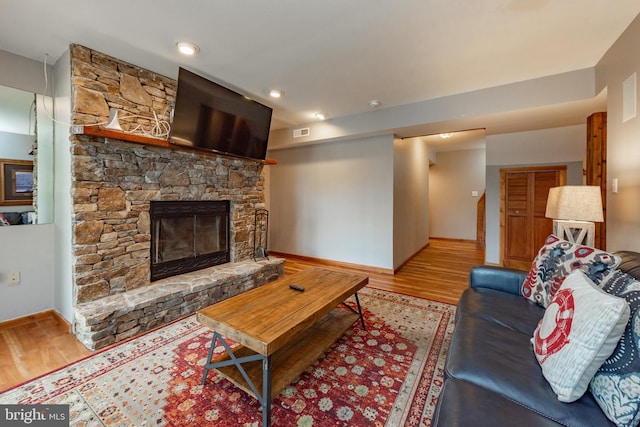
{"left": 176, "top": 41, "right": 200, "bottom": 56}
{"left": 269, "top": 89, "right": 284, "bottom": 98}
{"left": 314, "top": 112, "right": 328, "bottom": 120}
{"left": 440, "top": 132, "right": 453, "bottom": 139}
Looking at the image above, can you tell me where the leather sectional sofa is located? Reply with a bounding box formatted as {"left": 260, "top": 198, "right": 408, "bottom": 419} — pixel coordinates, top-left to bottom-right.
{"left": 433, "top": 250, "right": 640, "bottom": 426}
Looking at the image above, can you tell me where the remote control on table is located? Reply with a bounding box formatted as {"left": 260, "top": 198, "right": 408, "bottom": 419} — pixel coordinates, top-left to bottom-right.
{"left": 289, "top": 284, "right": 305, "bottom": 292}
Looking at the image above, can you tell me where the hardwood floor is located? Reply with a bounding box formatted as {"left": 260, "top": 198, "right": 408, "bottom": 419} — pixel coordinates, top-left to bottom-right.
{"left": 279, "top": 238, "right": 484, "bottom": 304}
{"left": 0, "top": 238, "right": 484, "bottom": 392}
{"left": 0, "top": 311, "right": 92, "bottom": 391}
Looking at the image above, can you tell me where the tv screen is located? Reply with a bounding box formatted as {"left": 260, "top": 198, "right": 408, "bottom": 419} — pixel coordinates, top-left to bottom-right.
{"left": 170, "top": 68, "right": 273, "bottom": 161}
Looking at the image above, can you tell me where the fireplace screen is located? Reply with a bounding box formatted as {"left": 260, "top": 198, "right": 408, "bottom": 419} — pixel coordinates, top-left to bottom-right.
{"left": 150, "top": 200, "right": 230, "bottom": 281}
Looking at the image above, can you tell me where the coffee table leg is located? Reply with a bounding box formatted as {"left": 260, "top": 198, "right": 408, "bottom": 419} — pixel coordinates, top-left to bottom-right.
{"left": 201, "top": 331, "right": 220, "bottom": 385}
{"left": 342, "top": 293, "right": 366, "bottom": 330}
{"left": 262, "top": 355, "right": 272, "bottom": 426}
{"left": 354, "top": 292, "right": 365, "bottom": 329}
{"left": 200, "top": 331, "right": 272, "bottom": 424}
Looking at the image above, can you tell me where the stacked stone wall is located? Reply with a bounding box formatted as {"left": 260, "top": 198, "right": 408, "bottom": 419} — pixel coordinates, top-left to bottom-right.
{"left": 67, "top": 45, "right": 279, "bottom": 349}
{"left": 70, "top": 44, "right": 267, "bottom": 304}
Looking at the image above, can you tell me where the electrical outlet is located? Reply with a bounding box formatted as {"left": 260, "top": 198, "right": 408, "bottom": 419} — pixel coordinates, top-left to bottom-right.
{"left": 8, "top": 272, "right": 20, "bottom": 286}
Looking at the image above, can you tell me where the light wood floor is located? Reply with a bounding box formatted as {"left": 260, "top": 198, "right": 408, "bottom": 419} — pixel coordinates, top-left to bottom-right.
{"left": 0, "top": 238, "right": 484, "bottom": 392}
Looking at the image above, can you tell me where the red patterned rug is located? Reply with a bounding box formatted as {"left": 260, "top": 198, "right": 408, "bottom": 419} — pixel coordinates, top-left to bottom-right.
{"left": 0, "top": 288, "right": 455, "bottom": 426}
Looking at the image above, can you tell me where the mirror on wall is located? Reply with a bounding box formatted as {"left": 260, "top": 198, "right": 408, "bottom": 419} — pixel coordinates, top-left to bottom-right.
{"left": 0, "top": 85, "right": 53, "bottom": 224}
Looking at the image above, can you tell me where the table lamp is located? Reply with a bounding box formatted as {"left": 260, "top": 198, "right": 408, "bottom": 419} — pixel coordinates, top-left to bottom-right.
{"left": 545, "top": 185, "right": 604, "bottom": 247}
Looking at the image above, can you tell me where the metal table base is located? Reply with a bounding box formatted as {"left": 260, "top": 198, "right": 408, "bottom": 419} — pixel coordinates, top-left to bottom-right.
{"left": 201, "top": 332, "right": 273, "bottom": 426}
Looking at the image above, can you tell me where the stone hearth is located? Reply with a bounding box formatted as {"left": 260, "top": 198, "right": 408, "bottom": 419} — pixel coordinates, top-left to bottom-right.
{"left": 74, "top": 258, "right": 283, "bottom": 350}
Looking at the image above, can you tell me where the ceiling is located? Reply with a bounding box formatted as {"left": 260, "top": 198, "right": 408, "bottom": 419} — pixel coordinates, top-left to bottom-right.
{"left": 1, "top": 1, "right": 639, "bottom": 142}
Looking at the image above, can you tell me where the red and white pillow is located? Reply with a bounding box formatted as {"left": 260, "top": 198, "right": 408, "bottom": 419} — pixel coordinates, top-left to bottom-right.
{"left": 532, "top": 270, "right": 630, "bottom": 402}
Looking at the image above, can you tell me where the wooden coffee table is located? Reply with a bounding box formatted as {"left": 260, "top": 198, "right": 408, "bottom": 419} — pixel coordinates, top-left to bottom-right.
{"left": 197, "top": 267, "right": 368, "bottom": 426}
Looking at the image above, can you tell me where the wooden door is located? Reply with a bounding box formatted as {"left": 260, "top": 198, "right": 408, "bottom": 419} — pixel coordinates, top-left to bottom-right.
{"left": 501, "top": 166, "right": 566, "bottom": 270}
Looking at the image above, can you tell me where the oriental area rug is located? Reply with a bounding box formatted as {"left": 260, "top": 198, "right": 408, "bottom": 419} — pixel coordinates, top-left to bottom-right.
{"left": 0, "top": 288, "right": 456, "bottom": 427}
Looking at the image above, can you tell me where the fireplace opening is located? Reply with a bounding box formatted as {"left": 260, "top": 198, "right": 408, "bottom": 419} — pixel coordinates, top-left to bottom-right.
{"left": 150, "top": 200, "right": 230, "bottom": 281}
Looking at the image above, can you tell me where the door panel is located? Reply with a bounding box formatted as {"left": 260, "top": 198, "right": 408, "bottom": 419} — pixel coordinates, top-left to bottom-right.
{"left": 532, "top": 171, "right": 559, "bottom": 254}
{"left": 504, "top": 172, "right": 532, "bottom": 263}
{"left": 505, "top": 173, "right": 529, "bottom": 215}
{"left": 501, "top": 166, "right": 566, "bottom": 269}
{"left": 532, "top": 216, "right": 553, "bottom": 258}
{"left": 506, "top": 215, "right": 530, "bottom": 261}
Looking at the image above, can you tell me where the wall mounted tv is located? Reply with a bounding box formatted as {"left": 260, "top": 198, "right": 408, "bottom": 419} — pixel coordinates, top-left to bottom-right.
{"left": 170, "top": 68, "right": 273, "bottom": 161}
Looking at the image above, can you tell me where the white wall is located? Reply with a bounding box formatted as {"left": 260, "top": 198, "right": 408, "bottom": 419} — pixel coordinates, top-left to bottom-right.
{"left": 429, "top": 148, "right": 486, "bottom": 240}
{"left": 36, "top": 94, "right": 55, "bottom": 224}
{"left": 0, "top": 50, "right": 49, "bottom": 94}
{"left": 0, "top": 224, "right": 55, "bottom": 320}
{"left": 52, "top": 49, "right": 74, "bottom": 322}
{"left": 0, "top": 85, "right": 34, "bottom": 135}
{"left": 486, "top": 125, "right": 588, "bottom": 166}
{"left": 484, "top": 125, "right": 587, "bottom": 264}
{"left": 269, "top": 134, "right": 395, "bottom": 270}
{"left": 393, "top": 137, "right": 430, "bottom": 268}
{"left": 596, "top": 14, "right": 640, "bottom": 252}
{"left": 0, "top": 51, "right": 56, "bottom": 322}
{"left": 0, "top": 131, "right": 32, "bottom": 160}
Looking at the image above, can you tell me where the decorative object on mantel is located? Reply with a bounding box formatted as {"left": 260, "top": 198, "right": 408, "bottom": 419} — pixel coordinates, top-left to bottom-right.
{"left": 253, "top": 208, "right": 269, "bottom": 260}
{"left": 104, "top": 108, "right": 123, "bottom": 131}
{"left": 545, "top": 185, "right": 604, "bottom": 248}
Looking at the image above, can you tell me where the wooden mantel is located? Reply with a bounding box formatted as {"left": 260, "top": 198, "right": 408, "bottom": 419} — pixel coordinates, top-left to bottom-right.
{"left": 72, "top": 125, "right": 278, "bottom": 165}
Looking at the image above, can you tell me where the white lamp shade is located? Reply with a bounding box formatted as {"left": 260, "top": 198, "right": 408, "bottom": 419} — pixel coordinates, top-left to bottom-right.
{"left": 545, "top": 186, "right": 604, "bottom": 223}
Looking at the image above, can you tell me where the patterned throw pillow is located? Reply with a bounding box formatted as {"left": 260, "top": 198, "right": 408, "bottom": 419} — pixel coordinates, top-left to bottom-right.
{"left": 590, "top": 269, "right": 640, "bottom": 427}
{"left": 0, "top": 214, "right": 10, "bottom": 226}
{"left": 521, "top": 234, "right": 621, "bottom": 307}
{"left": 532, "top": 270, "right": 630, "bottom": 403}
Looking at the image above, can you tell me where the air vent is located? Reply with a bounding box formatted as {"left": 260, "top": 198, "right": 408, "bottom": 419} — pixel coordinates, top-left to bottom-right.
{"left": 293, "top": 127, "right": 310, "bottom": 138}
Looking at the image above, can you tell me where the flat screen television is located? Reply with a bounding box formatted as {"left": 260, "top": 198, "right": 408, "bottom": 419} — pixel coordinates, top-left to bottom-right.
{"left": 170, "top": 68, "right": 273, "bottom": 161}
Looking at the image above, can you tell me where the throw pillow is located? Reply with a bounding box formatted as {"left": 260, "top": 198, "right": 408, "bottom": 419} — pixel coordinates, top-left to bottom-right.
{"left": 0, "top": 214, "right": 9, "bottom": 226}
{"left": 532, "top": 270, "right": 630, "bottom": 403}
{"left": 521, "top": 234, "right": 621, "bottom": 307}
{"left": 590, "top": 269, "right": 640, "bottom": 427}
{"left": 1, "top": 212, "right": 22, "bottom": 225}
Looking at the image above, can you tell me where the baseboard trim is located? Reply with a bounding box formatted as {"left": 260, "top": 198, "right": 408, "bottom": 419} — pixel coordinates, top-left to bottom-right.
{"left": 428, "top": 237, "right": 478, "bottom": 244}
{"left": 269, "top": 252, "right": 394, "bottom": 276}
{"left": 0, "top": 309, "right": 70, "bottom": 331}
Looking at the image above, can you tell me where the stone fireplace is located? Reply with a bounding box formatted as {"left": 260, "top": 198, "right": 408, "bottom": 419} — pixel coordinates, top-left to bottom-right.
{"left": 69, "top": 44, "right": 283, "bottom": 350}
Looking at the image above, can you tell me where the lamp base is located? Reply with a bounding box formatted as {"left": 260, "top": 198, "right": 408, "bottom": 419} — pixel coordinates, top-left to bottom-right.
{"left": 552, "top": 220, "right": 596, "bottom": 247}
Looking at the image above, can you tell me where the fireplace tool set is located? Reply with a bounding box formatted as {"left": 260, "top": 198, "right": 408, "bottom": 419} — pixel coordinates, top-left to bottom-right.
{"left": 253, "top": 209, "right": 269, "bottom": 260}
